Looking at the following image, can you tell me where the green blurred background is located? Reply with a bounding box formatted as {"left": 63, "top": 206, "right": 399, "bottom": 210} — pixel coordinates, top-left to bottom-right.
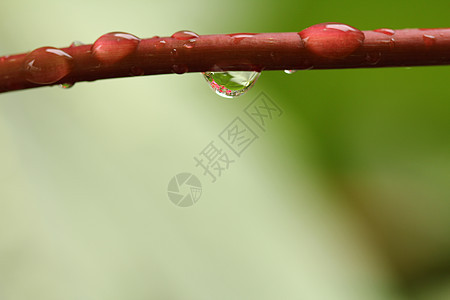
{"left": 0, "top": 0, "right": 449, "bottom": 299}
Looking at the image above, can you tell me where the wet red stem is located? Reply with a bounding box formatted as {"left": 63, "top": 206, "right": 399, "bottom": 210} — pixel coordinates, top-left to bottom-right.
{"left": 1, "top": 25, "right": 450, "bottom": 93}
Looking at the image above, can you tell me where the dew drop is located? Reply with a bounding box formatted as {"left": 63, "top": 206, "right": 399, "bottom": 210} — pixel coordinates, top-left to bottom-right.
{"left": 70, "top": 40, "right": 85, "bottom": 47}
{"left": 59, "top": 82, "right": 74, "bottom": 89}
{"left": 152, "top": 35, "right": 160, "bottom": 39}
{"left": 23, "top": 47, "right": 72, "bottom": 84}
{"left": 202, "top": 71, "right": 260, "bottom": 98}
{"left": 171, "top": 30, "right": 199, "bottom": 40}
{"left": 389, "top": 38, "right": 396, "bottom": 49}
{"left": 284, "top": 70, "right": 297, "bottom": 74}
{"left": 301, "top": 60, "right": 314, "bottom": 70}
{"left": 156, "top": 40, "right": 167, "bottom": 49}
{"left": 130, "top": 66, "right": 145, "bottom": 76}
{"left": 183, "top": 39, "right": 196, "bottom": 49}
{"left": 298, "top": 22, "right": 365, "bottom": 59}
{"left": 270, "top": 52, "right": 278, "bottom": 62}
{"left": 365, "top": 52, "right": 382, "bottom": 65}
{"left": 229, "top": 33, "right": 256, "bottom": 44}
{"left": 172, "top": 64, "right": 188, "bottom": 74}
{"left": 92, "top": 32, "right": 140, "bottom": 64}
{"left": 373, "top": 28, "right": 395, "bottom": 36}
{"left": 171, "top": 48, "right": 178, "bottom": 57}
{"left": 423, "top": 34, "right": 436, "bottom": 48}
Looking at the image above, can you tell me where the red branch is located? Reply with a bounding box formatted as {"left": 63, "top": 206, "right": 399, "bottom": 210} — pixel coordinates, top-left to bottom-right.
{"left": 1, "top": 24, "right": 450, "bottom": 93}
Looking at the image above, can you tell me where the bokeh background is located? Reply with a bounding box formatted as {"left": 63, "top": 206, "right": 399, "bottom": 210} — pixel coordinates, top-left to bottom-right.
{"left": 0, "top": 0, "right": 449, "bottom": 299}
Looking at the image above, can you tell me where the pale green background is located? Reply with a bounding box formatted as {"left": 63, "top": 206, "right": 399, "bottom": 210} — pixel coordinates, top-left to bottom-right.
{"left": 0, "top": 0, "right": 449, "bottom": 299}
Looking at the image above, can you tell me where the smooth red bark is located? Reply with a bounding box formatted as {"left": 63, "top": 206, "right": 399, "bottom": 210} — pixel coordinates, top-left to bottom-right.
{"left": 1, "top": 27, "right": 450, "bottom": 93}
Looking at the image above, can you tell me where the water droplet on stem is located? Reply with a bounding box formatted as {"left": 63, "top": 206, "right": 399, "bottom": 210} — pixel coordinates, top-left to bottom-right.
{"left": 389, "top": 38, "right": 396, "bottom": 49}
{"left": 183, "top": 39, "right": 196, "bottom": 49}
{"left": 171, "top": 30, "right": 199, "bottom": 40}
{"left": 23, "top": 47, "right": 72, "bottom": 84}
{"left": 373, "top": 28, "right": 395, "bottom": 36}
{"left": 156, "top": 40, "right": 167, "bottom": 49}
{"left": 130, "top": 66, "right": 145, "bottom": 76}
{"left": 70, "top": 41, "right": 85, "bottom": 47}
{"left": 423, "top": 34, "right": 436, "bottom": 48}
{"left": 92, "top": 32, "right": 140, "bottom": 64}
{"left": 365, "top": 52, "right": 382, "bottom": 65}
{"left": 298, "top": 23, "right": 365, "bottom": 59}
{"left": 229, "top": 33, "right": 256, "bottom": 44}
{"left": 172, "top": 64, "right": 188, "bottom": 74}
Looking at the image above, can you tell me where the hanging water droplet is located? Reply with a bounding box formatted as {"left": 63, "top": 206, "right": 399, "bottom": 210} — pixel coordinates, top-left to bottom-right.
{"left": 171, "top": 30, "right": 199, "bottom": 40}
{"left": 284, "top": 70, "right": 297, "bottom": 74}
{"left": 172, "top": 64, "right": 188, "bottom": 74}
{"left": 70, "top": 40, "right": 85, "bottom": 47}
{"left": 92, "top": 32, "right": 140, "bottom": 64}
{"left": 59, "top": 82, "right": 74, "bottom": 89}
{"left": 23, "top": 47, "right": 72, "bottom": 84}
{"left": 202, "top": 71, "right": 260, "bottom": 99}
{"left": 298, "top": 22, "right": 365, "bottom": 59}
{"left": 130, "top": 66, "right": 145, "bottom": 76}
{"left": 302, "top": 60, "right": 314, "bottom": 70}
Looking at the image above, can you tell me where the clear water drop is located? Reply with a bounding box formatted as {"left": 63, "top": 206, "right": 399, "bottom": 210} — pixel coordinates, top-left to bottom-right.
{"left": 229, "top": 33, "right": 256, "bottom": 44}
{"left": 183, "top": 39, "right": 196, "bottom": 49}
{"left": 172, "top": 64, "right": 188, "bottom": 74}
{"left": 23, "top": 47, "right": 72, "bottom": 84}
{"left": 92, "top": 32, "right": 140, "bottom": 64}
{"left": 365, "top": 52, "right": 381, "bottom": 65}
{"left": 70, "top": 40, "right": 84, "bottom": 47}
{"left": 423, "top": 34, "right": 436, "bottom": 48}
{"left": 298, "top": 22, "right": 365, "bottom": 59}
{"left": 156, "top": 40, "right": 167, "bottom": 49}
{"left": 171, "top": 30, "right": 199, "bottom": 40}
{"left": 130, "top": 66, "right": 145, "bottom": 76}
{"left": 373, "top": 28, "right": 395, "bottom": 36}
{"left": 389, "top": 38, "right": 396, "bottom": 49}
{"left": 284, "top": 70, "right": 297, "bottom": 74}
{"left": 59, "top": 82, "right": 74, "bottom": 89}
{"left": 202, "top": 71, "right": 260, "bottom": 99}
